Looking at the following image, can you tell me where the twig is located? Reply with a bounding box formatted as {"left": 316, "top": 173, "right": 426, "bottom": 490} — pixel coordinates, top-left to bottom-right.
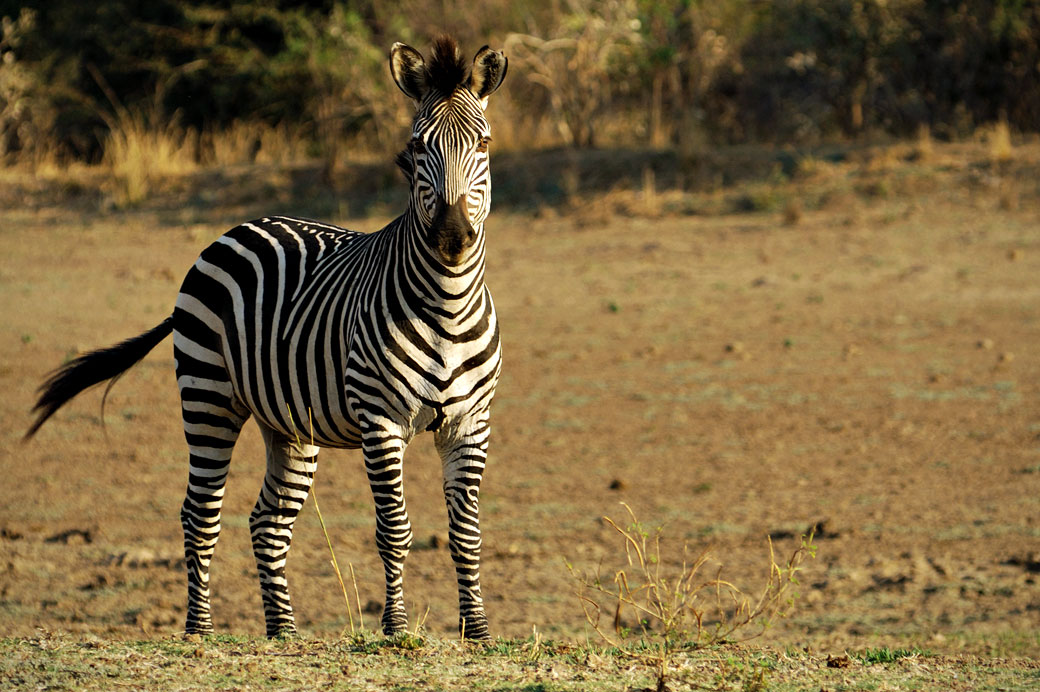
{"left": 349, "top": 562, "right": 365, "bottom": 632}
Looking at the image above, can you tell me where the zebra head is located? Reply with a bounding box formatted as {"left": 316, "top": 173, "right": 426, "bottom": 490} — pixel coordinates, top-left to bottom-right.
{"left": 390, "top": 37, "right": 507, "bottom": 264}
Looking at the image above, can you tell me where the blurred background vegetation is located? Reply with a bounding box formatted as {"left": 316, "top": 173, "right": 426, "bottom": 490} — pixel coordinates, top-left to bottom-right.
{"left": 1, "top": 0, "right": 1037, "bottom": 201}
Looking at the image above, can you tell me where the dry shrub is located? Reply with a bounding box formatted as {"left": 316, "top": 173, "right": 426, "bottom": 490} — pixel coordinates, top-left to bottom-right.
{"left": 504, "top": 0, "right": 644, "bottom": 148}
{"left": 572, "top": 503, "right": 815, "bottom": 687}
{"left": 0, "top": 9, "right": 50, "bottom": 165}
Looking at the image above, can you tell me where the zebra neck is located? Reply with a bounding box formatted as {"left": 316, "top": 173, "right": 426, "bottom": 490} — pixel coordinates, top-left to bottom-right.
{"left": 398, "top": 213, "right": 487, "bottom": 315}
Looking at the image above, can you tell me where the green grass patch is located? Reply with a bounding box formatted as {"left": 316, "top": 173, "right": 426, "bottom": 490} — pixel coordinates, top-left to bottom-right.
{"left": 2, "top": 634, "right": 1037, "bottom": 692}
{"left": 855, "top": 646, "right": 929, "bottom": 665}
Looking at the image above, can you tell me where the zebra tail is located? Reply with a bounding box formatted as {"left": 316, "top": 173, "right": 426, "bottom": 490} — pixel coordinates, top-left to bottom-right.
{"left": 24, "top": 316, "right": 175, "bottom": 440}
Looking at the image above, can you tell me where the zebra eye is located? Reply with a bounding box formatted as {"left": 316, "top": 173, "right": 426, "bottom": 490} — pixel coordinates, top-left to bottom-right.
{"left": 476, "top": 136, "right": 491, "bottom": 153}
{"left": 411, "top": 138, "right": 426, "bottom": 155}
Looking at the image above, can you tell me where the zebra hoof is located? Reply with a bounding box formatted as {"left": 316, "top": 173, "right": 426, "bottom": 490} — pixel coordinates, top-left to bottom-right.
{"left": 459, "top": 617, "right": 490, "bottom": 641}
{"left": 267, "top": 625, "right": 299, "bottom": 640}
{"left": 381, "top": 622, "right": 409, "bottom": 637}
{"left": 184, "top": 621, "right": 214, "bottom": 637}
{"left": 381, "top": 607, "right": 408, "bottom": 636}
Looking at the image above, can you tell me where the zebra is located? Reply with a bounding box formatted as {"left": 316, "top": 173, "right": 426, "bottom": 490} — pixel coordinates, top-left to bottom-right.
{"left": 25, "top": 36, "right": 508, "bottom": 641}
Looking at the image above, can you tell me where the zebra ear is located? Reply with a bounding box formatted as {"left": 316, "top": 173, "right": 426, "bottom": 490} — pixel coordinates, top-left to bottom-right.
{"left": 390, "top": 42, "right": 430, "bottom": 103}
{"left": 468, "top": 46, "right": 507, "bottom": 108}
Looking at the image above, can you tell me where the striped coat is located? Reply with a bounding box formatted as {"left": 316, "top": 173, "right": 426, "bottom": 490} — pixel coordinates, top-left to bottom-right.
{"left": 27, "top": 36, "right": 508, "bottom": 640}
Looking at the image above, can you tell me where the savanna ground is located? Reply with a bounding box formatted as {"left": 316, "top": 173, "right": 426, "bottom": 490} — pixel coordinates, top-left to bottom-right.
{"left": 1, "top": 137, "right": 1039, "bottom": 689}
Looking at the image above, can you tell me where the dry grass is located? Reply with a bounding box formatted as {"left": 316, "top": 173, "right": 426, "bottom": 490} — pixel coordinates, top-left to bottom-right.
{"left": 984, "top": 119, "right": 1014, "bottom": 164}
{"left": 571, "top": 504, "right": 815, "bottom": 688}
{"left": 202, "top": 120, "right": 311, "bottom": 168}
{"left": 101, "top": 115, "right": 319, "bottom": 207}
{"left": 102, "top": 108, "right": 197, "bottom": 207}
{"left": 912, "top": 124, "right": 934, "bottom": 162}
{"left": 85, "top": 58, "right": 320, "bottom": 207}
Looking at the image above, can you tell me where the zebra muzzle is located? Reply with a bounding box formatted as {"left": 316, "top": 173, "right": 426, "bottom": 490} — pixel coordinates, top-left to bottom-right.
{"left": 429, "top": 194, "right": 477, "bottom": 265}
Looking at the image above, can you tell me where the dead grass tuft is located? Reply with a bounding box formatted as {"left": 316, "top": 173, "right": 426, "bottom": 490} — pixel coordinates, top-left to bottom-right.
{"left": 202, "top": 121, "right": 310, "bottom": 168}
{"left": 985, "top": 120, "right": 1014, "bottom": 164}
{"left": 102, "top": 108, "right": 197, "bottom": 207}
{"left": 912, "top": 124, "right": 934, "bottom": 163}
{"left": 571, "top": 503, "right": 815, "bottom": 688}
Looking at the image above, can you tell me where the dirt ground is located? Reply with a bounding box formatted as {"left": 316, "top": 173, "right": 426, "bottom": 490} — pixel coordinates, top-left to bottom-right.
{"left": 1, "top": 142, "right": 1038, "bottom": 658}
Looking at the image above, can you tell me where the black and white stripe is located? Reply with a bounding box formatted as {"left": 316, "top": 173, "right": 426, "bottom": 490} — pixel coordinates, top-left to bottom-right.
{"left": 27, "top": 36, "right": 508, "bottom": 640}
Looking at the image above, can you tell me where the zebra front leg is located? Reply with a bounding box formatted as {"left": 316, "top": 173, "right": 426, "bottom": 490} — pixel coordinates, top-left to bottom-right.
{"left": 250, "top": 425, "right": 319, "bottom": 637}
{"left": 362, "top": 424, "right": 413, "bottom": 635}
{"left": 436, "top": 413, "right": 491, "bottom": 640}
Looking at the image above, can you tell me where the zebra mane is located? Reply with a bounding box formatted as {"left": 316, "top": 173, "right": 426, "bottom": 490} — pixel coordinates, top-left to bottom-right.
{"left": 393, "top": 147, "right": 412, "bottom": 181}
{"left": 427, "top": 35, "right": 470, "bottom": 94}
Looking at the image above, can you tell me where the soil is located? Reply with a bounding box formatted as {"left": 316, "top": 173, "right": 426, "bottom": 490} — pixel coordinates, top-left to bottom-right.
{"left": 1, "top": 142, "right": 1038, "bottom": 657}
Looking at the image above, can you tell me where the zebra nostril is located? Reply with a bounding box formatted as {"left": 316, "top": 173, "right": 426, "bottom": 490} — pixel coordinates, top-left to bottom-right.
{"left": 427, "top": 193, "right": 477, "bottom": 263}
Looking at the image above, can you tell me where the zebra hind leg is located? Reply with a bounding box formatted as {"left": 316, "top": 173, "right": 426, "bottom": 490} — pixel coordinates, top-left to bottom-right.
{"left": 250, "top": 425, "right": 319, "bottom": 638}
{"left": 435, "top": 414, "right": 492, "bottom": 640}
{"left": 180, "top": 402, "right": 248, "bottom": 636}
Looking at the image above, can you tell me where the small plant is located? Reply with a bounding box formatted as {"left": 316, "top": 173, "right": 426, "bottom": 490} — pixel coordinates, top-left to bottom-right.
{"left": 855, "top": 646, "right": 927, "bottom": 665}
{"left": 571, "top": 503, "right": 815, "bottom": 689}
{"left": 382, "top": 630, "right": 426, "bottom": 651}
{"left": 713, "top": 652, "right": 773, "bottom": 692}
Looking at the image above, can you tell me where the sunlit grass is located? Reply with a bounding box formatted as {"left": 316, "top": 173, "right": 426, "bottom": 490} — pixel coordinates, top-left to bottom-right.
{"left": 202, "top": 120, "right": 310, "bottom": 168}
{"left": 102, "top": 107, "right": 197, "bottom": 207}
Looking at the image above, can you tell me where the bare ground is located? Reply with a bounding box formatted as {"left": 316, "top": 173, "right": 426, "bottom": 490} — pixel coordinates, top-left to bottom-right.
{"left": 1, "top": 141, "right": 1038, "bottom": 665}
